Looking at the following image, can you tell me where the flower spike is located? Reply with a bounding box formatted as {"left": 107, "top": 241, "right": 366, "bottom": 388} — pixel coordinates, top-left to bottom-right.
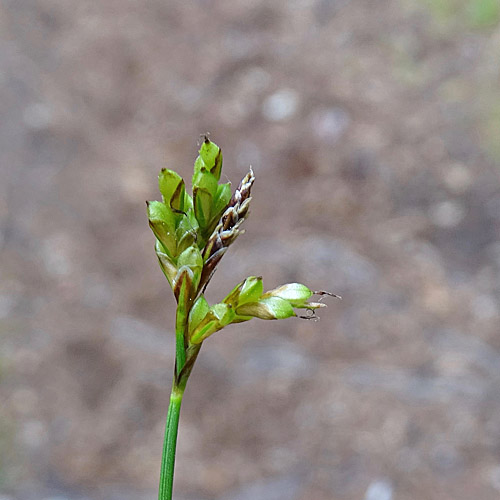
{"left": 197, "top": 167, "right": 255, "bottom": 294}
{"left": 147, "top": 137, "right": 339, "bottom": 500}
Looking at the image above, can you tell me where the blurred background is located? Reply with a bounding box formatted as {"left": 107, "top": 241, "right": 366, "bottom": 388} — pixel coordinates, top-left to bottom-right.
{"left": 1, "top": 0, "right": 500, "bottom": 499}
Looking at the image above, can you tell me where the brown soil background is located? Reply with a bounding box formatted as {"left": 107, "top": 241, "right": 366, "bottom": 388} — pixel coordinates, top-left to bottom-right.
{"left": 2, "top": 1, "right": 500, "bottom": 499}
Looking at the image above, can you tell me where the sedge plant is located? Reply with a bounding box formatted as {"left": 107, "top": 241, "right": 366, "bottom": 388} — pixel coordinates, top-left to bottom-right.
{"left": 147, "top": 137, "right": 337, "bottom": 500}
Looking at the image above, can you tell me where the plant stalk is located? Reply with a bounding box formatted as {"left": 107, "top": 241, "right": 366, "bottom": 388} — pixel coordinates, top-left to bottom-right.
{"left": 159, "top": 288, "right": 194, "bottom": 500}
{"left": 158, "top": 384, "right": 184, "bottom": 500}
{"left": 175, "top": 294, "right": 189, "bottom": 378}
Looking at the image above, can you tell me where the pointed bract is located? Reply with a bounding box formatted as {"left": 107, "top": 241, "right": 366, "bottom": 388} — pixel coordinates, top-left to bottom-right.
{"left": 177, "top": 246, "right": 203, "bottom": 292}
{"left": 159, "top": 169, "right": 185, "bottom": 212}
{"left": 189, "top": 303, "right": 235, "bottom": 344}
{"left": 199, "top": 137, "right": 223, "bottom": 180}
{"left": 147, "top": 201, "right": 177, "bottom": 256}
{"left": 173, "top": 267, "right": 193, "bottom": 303}
{"left": 262, "top": 283, "right": 313, "bottom": 308}
{"left": 238, "top": 276, "right": 263, "bottom": 304}
{"left": 188, "top": 295, "right": 210, "bottom": 334}
{"left": 236, "top": 296, "right": 295, "bottom": 320}
{"left": 155, "top": 240, "right": 177, "bottom": 288}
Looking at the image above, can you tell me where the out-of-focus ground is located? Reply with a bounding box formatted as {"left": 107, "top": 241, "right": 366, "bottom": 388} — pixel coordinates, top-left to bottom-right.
{"left": 1, "top": 1, "right": 500, "bottom": 499}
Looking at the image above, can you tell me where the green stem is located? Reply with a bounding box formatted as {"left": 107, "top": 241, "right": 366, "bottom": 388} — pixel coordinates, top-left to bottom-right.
{"left": 174, "top": 281, "right": 190, "bottom": 377}
{"left": 158, "top": 385, "right": 184, "bottom": 500}
{"left": 175, "top": 308, "right": 187, "bottom": 377}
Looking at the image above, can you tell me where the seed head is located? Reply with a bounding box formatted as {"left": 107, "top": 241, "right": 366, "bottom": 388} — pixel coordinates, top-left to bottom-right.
{"left": 197, "top": 167, "right": 255, "bottom": 293}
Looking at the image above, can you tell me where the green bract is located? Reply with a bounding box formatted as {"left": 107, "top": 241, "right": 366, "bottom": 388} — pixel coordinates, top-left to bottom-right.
{"left": 159, "top": 169, "right": 186, "bottom": 212}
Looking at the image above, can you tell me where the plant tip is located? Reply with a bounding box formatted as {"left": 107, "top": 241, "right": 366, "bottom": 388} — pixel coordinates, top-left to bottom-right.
{"left": 314, "top": 290, "right": 342, "bottom": 300}
{"left": 198, "top": 132, "right": 211, "bottom": 146}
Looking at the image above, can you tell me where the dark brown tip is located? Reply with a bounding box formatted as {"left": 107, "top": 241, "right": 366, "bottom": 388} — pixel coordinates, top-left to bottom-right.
{"left": 198, "top": 132, "right": 211, "bottom": 146}
{"left": 314, "top": 290, "right": 342, "bottom": 299}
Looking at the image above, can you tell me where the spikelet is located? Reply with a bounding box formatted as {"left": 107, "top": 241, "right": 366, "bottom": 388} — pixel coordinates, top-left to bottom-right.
{"left": 197, "top": 167, "right": 255, "bottom": 294}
